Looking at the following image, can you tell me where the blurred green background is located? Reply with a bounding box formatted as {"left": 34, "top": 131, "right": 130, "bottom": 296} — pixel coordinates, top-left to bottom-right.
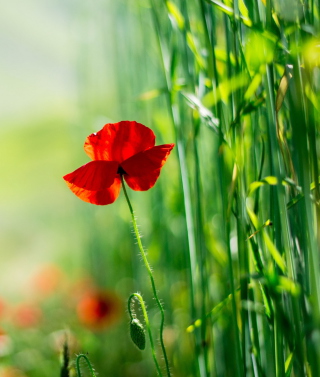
{"left": 0, "top": 1, "right": 184, "bottom": 376}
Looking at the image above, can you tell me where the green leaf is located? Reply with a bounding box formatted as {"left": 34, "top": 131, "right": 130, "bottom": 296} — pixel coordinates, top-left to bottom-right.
{"left": 248, "top": 176, "right": 279, "bottom": 196}
{"left": 305, "top": 83, "right": 319, "bottom": 111}
{"left": 239, "top": 0, "right": 249, "bottom": 19}
{"left": 206, "top": 0, "right": 252, "bottom": 26}
{"left": 203, "top": 73, "right": 249, "bottom": 107}
{"left": 285, "top": 352, "right": 294, "bottom": 377}
{"left": 276, "top": 67, "right": 292, "bottom": 112}
{"left": 187, "top": 290, "right": 239, "bottom": 333}
{"left": 247, "top": 204, "right": 286, "bottom": 273}
{"left": 260, "top": 283, "right": 272, "bottom": 319}
{"left": 182, "top": 92, "right": 220, "bottom": 131}
{"left": 263, "top": 232, "right": 286, "bottom": 273}
{"left": 206, "top": 0, "right": 233, "bottom": 16}
{"left": 186, "top": 32, "right": 206, "bottom": 69}
{"left": 244, "top": 73, "right": 262, "bottom": 100}
{"left": 276, "top": 276, "right": 301, "bottom": 296}
{"left": 245, "top": 31, "right": 276, "bottom": 73}
{"left": 166, "top": 1, "right": 185, "bottom": 29}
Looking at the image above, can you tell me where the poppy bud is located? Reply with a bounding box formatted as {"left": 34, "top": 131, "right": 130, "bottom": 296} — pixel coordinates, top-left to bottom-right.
{"left": 130, "top": 318, "right": 146, "bottom": 350}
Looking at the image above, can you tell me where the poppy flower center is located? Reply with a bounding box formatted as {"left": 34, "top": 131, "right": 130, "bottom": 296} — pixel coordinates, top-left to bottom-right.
{"left": 117, "top": 165, "right": 127, "bottom": 175}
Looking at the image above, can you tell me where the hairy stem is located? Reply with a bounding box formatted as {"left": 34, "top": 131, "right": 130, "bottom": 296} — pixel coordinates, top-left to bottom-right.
{"left": 121, "top": 175, "right": 171, "bottom": 377}
{"left": 76, "top": 354, "right": 96, "bottom": 377}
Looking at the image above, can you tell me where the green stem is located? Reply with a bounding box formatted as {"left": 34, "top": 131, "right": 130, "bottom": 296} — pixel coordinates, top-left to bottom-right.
{"left": 76, "top": 354, "right": 97, "bottom": 377}
{"left": 128, "top": 293, "right": 163, "bottom": 376}
{"left": 121, "top": 175, "right": 171, "bottom": 377}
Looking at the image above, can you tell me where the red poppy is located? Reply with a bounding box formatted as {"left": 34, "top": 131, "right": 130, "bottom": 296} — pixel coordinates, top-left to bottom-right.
{"left": 12, "top": 303, "right": 42, "bottom": 328}
{"left": 76, "top": 289, "right": 122, "bottom": 330}
{"left": 1, "top": 367, "right": 26, "bottom": 377}
{"left": 63, "top": 121, "right": 174, "bottom": 205}
{"left": 31, "top": 264, "right": 63, "bottom": 296}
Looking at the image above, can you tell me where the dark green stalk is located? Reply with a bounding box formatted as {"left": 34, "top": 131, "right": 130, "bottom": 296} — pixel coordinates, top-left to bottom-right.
{"left": 194, "top": 133, "right": 210, "bottom": 377}
{"left": 120, "top": 175, "right": 171, "bottom": 377}
{"left": 264, "top": 64, "right": 285, "bottom": 377}
{"left": 60, "top": 341, "right": 69, "bottom": 377}
{"left": 264, "top": 8, "right": 290, "bottom": 372}
{"left": 287, "top": 37, "right": 320, "bottom": 375}
{"left": 197, "top": 0, "right": 215, "bottom": 81}
{"left": 148, "top": 2, "right": 201, "bottom": 375}
{"left": 236, "top": 141, "right": 251, "bottom": 377}
{"left": 218, "top": 137, "right": 243, "bottom": 377}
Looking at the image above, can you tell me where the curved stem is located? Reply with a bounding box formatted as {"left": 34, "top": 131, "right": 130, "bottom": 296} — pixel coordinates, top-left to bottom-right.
{"left": 121, "top": 175, "right": 171, "bottom": 377}
{"left": 128, "top": 293, "right": 163, "bottom": 376}
{"left": 76, "top": 354, "right": 97, "bottom": 377}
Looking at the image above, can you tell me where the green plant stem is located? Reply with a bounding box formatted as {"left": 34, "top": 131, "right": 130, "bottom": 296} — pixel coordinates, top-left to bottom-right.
{"left": 121, "top": 175, "right": 171, "bottom": 377}
{"left": 128, "top": 293, "right": 163, "bottom": 376}
{"left": 76, "top": 354, "right": 97, "bottom": 377}
{"left": 148, "top": 2, "right": 201, "bottom": 374}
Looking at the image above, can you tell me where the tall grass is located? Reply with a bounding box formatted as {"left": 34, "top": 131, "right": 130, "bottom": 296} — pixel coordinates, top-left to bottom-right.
{"left": 125, "top": 0, "right": 320, "bottom": 376}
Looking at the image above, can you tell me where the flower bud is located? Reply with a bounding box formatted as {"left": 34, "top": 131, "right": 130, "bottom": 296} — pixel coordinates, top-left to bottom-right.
{"left": 130, "top": 318, "right": 146, "bottom": 350}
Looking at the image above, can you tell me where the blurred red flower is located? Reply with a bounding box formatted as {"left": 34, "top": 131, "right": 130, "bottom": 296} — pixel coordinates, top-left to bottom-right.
{"left": 0, "top": 367, "right": 26, "bottom": 377}
{"left": 12, "top": 303, "right": 42, "bottom": 328}
{"left": 77, "top": 289, "right": 122, "bottom": 330}
{"left": 0, "top": 328, "right": 12, "bottom": 357}
{"left": 0, "top": 298, "right": 6, "bottom": 319}
{"left": 31, "top": 264, "right": 63, "bottom": 296}
{"left": 63, "top": 121, "right": 174, "bottom": 205}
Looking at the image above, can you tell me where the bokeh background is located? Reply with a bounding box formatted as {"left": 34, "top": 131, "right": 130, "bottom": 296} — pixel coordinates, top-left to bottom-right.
{"left": 1, "top": 1, "right": 182, "bottom": 376}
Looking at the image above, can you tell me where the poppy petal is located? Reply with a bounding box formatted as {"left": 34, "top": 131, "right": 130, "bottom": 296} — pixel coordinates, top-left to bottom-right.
{"left": 84, "top": 121, "right": 156, "bottom": 162}
{"left": 63, "top": 161, "right": 119, "bottom": 191}
{"left": 121, "top": 144, "right": 174, "bottom": 191}
{"left": 65, "top": 177, "right": 122, "bottom": 205}
{"left": 124, "top": 170, "right": 161, "bottom": 191}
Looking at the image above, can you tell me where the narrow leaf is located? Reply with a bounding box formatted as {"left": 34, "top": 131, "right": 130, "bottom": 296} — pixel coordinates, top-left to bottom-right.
{"left": 285, "top": 352, "right": 294, "bottom": 376}
{"left": 276, "top": 68, "right": 292, "bottom": 112}
{"left": 206, "top": 0, "right": 252, "bottom": 26}
{"left": 166, "top": 1, "right": 185, "bottom": 29}
{"left": 263, "top": 232, "right": 286, "bottom": 273}
{"left": 239, "top": 0, "right": 249, "bottom": 18}
{"left": 186, "top": 32, "right": 206, "bottom": 69}
{"left": 248, "top": 176, "right": 278, "bottom": 196}
{"left": 182, "top": 92, "right": 220, "bottom": 131}
{"left": 244, "top": 74, "right": 262, "bottom": 100}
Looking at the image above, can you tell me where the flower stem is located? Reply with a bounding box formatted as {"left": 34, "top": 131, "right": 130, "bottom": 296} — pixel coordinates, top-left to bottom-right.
{"left": 128, "top": 293, "right": 163, "bottom": 376}
{"left": 76, "top": 354, "right": 97, "bottom": 377}
{"left": 121, "top": 175, "right": 171, "bottom": 377}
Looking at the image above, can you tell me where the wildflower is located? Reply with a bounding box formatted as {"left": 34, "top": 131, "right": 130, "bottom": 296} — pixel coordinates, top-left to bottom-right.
{"left": 0, "top": 367, "right": 26, "bottom": 377}
{"left": 0, "top": 297, "right": 6, "bottom": 319}
{"left": 63, "top": 121, "right": 174, "bottom": 205}
{"left": 12, "top": 303, "right": 42, "bottom": 328}
{"left": 76, "top": 289, "right": 122, "bottom": 330}
{"left": 31, "top": 264, "right": 63, "bottom": 296}
{"left": 0, "top": 328, "right": 12, "bottom": 356}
